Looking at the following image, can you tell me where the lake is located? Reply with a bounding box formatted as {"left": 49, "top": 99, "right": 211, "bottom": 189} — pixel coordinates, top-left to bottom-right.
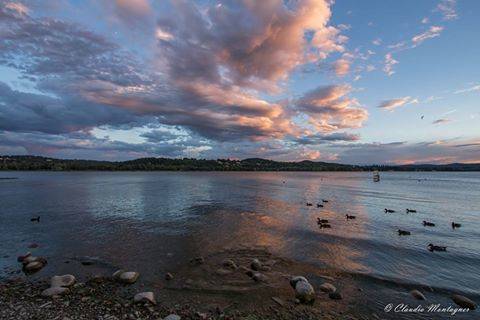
{"left": 1, "top": 171, "right": 479, "bottom": 318}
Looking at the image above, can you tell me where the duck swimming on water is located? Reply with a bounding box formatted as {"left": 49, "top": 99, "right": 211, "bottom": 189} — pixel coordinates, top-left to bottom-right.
{"left": 319, "top": 223, "right": 331, "bottom": 229}
{"left": 317, "top": 203, "right": 324, "bottom": 208}
{"left": 451, "top": 222, "right": 461, "bottom": 229}
{"left": 428, "top": 243, "right": 446, "bottom": 252}
{"left": 30, "top": 216, "right": 40, "bottom": 222}
{"left": 398, "top": 229, "right": 411, "bottom": 236}
{"left": 384, "top": 208, "right": 395, "bottom": 213}
{"left": 317, "top": 218, "right": 329, "bottom": 224}
{"left": 306, "top": 202, "right": 313, "bottom": 207}
{"left": 406, "top": 209, "right": 417, "bottom": 213}
{"left": 322, "top": 199, "right": 329, "bottom": 203}
{"left": 423, "top": 221, "right": 435, "bottom": 227}
{"left": 345, "top": 214, "right": 356, "bottom": 219}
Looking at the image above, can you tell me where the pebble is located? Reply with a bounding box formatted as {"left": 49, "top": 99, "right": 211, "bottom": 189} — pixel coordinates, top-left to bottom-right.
{"left": 410, "top": 289, "right": 426, "bottom": 300}
{"left": 451, "top": 294, "right": 476, "bottom": 310}
{"left": 133, "top": 292, "right": 156, "bottom": 305}
{"left": 251, "top": 258, "right": 262, "bottom": 271}
{"left": 51, "top": 275, "right": 76, "bottom": 288}
{"left": 319, "top": 283, "right": 336, "bottom": 293}
{"left": 163, "top": 314, "right": 181, "bottom": 320}
{"left": 252, "top": 272, "right": 268, "bottom": 283}
{"left": 41, "top": 287, "right": 69, "bottom": 297}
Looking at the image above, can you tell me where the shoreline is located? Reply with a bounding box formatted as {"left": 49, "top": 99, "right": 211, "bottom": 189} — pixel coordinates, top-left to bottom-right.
{"left": 1, "top": 247, "right": 372, "bottom": 320}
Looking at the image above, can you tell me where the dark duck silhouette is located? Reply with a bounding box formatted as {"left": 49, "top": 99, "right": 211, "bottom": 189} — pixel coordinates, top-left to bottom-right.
{"left": 398, "top": 229, "right": 411, "bottom": 236}
{"left": 322, "top": 199, "right": 329, "bottom": 203}
{"left": 384, "top": 208, "right": 395, "bottom": 213}
{"left": 345, "top": 214, "right": 356, "bottom": 220}
{"left": 423, "top": 221, "right": 435, "bottom": 227}
{"left": 306, "top": 202, "right": 313, "bottom": 207}
{"left": 317, "top": 218, "right": 329, "bottom": 224}
{"left": 30, "top": 216, "right": 40, "bottom": 222}
{"left": 428, "top": 243, "right": 446, "bottom": 252}
{"left": 451, "top": 222, "right": 461, "bottom": 229}
{"left": 406, "top": 209, "right": 417, "bottom": 213}
{"left": 319, "top": 223, "right": 331, "bottom": 229}
{"left": 316, "top": 203, "right": 324, "bottom": 208}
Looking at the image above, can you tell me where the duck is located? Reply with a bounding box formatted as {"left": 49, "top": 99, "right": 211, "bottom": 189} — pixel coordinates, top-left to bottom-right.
{"left": 427, "top": 243, "right": 446, "bottom": 252}
{"left": 423, "top": 221, "right": 435, "bottom": 227}
{"left": 316, "top": 203, "right": 324, "bottom": 208}
{"left": 322, "top": 199, "right": 329, "bottom": 203}
{"left": 451, "top": 222, "right": 461, "bottom": 229}
{"left": 317, "top": 218, "right": 329, "bottom": 224}
{"left": 406, "top": 209, "right": 417, "bottom": 213}
{"left": 398, "top": 229, "right": 411, "bottom": 236}
{"left": 306, "top": 202, "right": 313, "bottom": 207}
{"left": 319, "top": 223, "right": 331, "bottom": 229}
{"left": 345, "top": 214, "right": 356, "bottom": 220}
{"left": 30, "top": 216, "right": 40, "bottom": 222}
{"left": 384, "top": 208, "right": 395, "bottom": 213}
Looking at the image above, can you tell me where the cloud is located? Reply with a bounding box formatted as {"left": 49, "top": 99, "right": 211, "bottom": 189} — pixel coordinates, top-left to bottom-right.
{"left": 412, "top": 26, "right": 443, "bottom": 46}
{"left": 383, "top": 53, "right": 399, "bottom": 76}
{"left": 437, "top": 0, "right": 457, "bottom": 21}
{"left": 294, "top": 132, "right": 360, "bottom": 145}
{"left": 372, "top": 38, "right": 382, "bottom": 46}
{"left": 454, "top": 84, "right": 480, "bottom": 94}
{"left": 332, "top": 58, "right": 350, "bottom": 76}
{"left": 377, "top": 96, "right": 417, "bottom": 111}
{"left": 333, "top": 139, "right": 480, "bottom": 165}
{"left": 432, "top": 118, "right": 451, "bottom": 125}
{"left": 1, "top": 0, "right": 364, "bottom": 159}
{"left": 4, "top": 1, "right": 29, "bottom": 15}
{"left": 296, "top": 85, "right": 368, "bottom": 131}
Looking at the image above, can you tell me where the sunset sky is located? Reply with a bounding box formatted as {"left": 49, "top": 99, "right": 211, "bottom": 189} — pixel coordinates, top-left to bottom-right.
{"left": 0, "top": 0, "right": 479, "bottom": 164}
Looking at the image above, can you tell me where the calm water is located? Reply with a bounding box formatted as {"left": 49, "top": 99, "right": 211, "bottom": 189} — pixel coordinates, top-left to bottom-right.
{"left": 1, "top": 171, "right": 479, "bottom": 316}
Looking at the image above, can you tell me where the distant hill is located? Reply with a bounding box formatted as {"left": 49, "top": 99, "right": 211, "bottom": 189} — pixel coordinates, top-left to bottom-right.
{"left": 0, "top": 155, "right": 479, "bottom": 171}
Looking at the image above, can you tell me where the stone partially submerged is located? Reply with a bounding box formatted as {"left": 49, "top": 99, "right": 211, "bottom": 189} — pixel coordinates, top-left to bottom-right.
{"left": 113, "top": 270, "right": 140, "bottom": 284}
{"left": 451, "top": 294, "right": 476, "bottom": 310}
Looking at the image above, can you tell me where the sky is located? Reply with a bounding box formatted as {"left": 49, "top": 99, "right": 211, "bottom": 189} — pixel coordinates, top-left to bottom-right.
{"left": 0, "top": 0, "right": 479, "bottom": 165}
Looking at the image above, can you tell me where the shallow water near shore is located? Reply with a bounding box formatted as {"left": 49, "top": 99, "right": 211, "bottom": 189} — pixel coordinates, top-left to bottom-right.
{"left": 1, "top": 171, "right": 479, "bottom": 318}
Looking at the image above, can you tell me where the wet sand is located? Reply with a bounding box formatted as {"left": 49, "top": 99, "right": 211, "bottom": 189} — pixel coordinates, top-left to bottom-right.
{"left": 1, "top": 247, "right": 373, "bottom": 320}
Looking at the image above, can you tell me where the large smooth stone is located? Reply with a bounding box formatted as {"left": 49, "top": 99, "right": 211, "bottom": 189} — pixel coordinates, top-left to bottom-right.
{"left": 451, "top": 294, "right": 476, "bottom": 310}
{"left": 163, "top": 315, "right": 181, "bottom": 320}
{"left": 24, "top": 261, "right": 45, "bottom": 272}
{"left": 134, "top": 292, "right": 156, "bottom": 305}
{"left": 41, "top": 287, "right": 69, "bottom": 297}
{"left": 319, "top": 283, "right": 336, "bottom": 293}
{"left": 410, "top": 289, "right": 426, "bottom": 300}
{"left": 251, "top": 258, "right": 262, "bottom": 271}
{"left": 289, "top": 276, "right": 308, "bottom": 289}
{"left": 114, "top": 270, "right": 139, "bottom": 284}
{"left": 51, "top": 275, "right": 76, "bottom": 288}
{"left": 295, "top": 280, "right": 315, "bottom": 304}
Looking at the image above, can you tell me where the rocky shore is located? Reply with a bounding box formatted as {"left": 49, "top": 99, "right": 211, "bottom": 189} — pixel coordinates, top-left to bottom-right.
{"left": 1, "top": 247, "right": 373, "bottom": 320}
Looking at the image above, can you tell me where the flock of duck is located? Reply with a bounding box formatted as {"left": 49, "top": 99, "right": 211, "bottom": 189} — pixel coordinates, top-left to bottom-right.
{"left": 307, "top": 200, "right": 461, "bottom": 253}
